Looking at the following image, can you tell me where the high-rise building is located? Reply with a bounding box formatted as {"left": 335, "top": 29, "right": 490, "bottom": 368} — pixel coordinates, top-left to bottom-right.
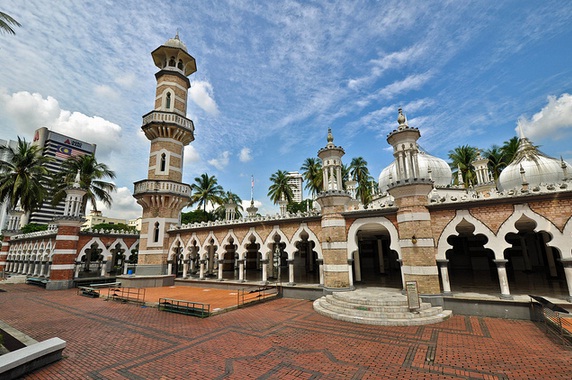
{"left": 287, "top": 171, "right": 303, "bottom": 203}
{"left": 29, "top": 127, "right": 96, "bottom": 224}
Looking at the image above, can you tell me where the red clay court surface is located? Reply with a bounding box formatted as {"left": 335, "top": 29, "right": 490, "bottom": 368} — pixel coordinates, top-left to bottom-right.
{"left": 1, "top": 283, "right": 571, "bottom": 379}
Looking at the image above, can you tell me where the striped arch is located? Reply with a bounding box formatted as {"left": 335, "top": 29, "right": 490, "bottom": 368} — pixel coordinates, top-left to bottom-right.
{"left": 436, "top": 209, "right": 497, "bottom": 260}
{"left": 346, "top": 216, "right": 401, "bottom": 260}
{"left": 291, "top": 223, "right": 323, "bottom": 260}
{"left": 262, "top": 226, "right": 290, "bottom": 260}
{"left": 239, "top": 228, "right": 264, "bottom": 260}
{"left": 497, "top": 203, "right": 568, "bottom": 259}
{"left": 108, "top": 238, "right": 130, "bottom": 257}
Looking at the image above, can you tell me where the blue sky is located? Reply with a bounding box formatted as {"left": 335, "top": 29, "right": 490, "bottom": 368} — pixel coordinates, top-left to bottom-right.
{"left": 1, "top": 1, "right": 572, "bottom": 219}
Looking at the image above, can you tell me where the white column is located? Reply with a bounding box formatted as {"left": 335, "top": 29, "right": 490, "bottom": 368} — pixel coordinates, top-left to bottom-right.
{"left": 199, "top": 260, "right": 206, "bottom": 280}
{"left": 100, "top": 261, "right": 107, "bottom": 276}
{"left": 238, "top": 259, "right": 245, "bottom": 282}
{"left": 542, "top": 234, "right": 558, "bottom": 277}
{"left": 182, "top": 259, "right": 188, "bottom": 278}
{"left": 317, "top": 259, "right": 324, "bottom": 286}
{"left": 261, "top": 259, "right": 268, "bottom": 284}
{"left": 167, "top": 260, "right": 173, "bottom": 275}
{"left": 348, "top": 259, "right": 354, "bottom": 288}
{"left": 287, "top": 259, "right": 295, "bottom": 285}
{"left": 74, "top": 261, "right": 81, "bottom": 278}
{"left": 494, "top": 259, "right": 512, "bottom": 299}
{"left": 40, "top": 259, "right": 47, "bottom": 277}
{"left": 437, "top": 259, "right": 451, "bottom": 294}
{"left": 218, "top": 259, "right": 224, "bottom": 280}
{"left": 560, "top": 259, "right": 572, "bottom": 302}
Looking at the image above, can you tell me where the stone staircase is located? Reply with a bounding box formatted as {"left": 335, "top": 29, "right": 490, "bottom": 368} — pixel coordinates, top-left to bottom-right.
{"left": 313, "top": 287, "right": 452, "bottom": 326}
{"left": 0, "top": 274, "right": 28, "bottom": 284}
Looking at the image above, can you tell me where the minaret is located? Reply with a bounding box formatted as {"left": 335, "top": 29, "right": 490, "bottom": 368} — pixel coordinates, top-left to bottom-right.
{"left": 316, "top": 128, "right": 353, "bottom": 290}
{"left": 133, "top": 34, "right": 197, "bottom": 276}
{"left": 386, "top": 109, "right": 440, "bottom": 295}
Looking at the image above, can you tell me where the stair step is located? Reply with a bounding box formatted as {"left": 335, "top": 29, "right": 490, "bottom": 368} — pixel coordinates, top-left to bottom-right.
{"left": 326, "top": 295, "right": 433, "bottom": 313}
{"left": 318, "top": 298, "right": 444, "bottom": 319}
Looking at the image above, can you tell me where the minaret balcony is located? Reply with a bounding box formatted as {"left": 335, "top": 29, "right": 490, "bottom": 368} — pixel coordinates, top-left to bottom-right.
{"left": 142, "top": 111, "right": 195, "bottom": 141}
{"left": 133, "top": 179, "right": 191, "bottom": 198}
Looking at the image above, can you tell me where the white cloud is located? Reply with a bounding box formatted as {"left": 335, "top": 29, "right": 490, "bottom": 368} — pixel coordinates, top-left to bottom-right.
{"left": 239, "top": 147, "right": 252, "bottom": 162}
{"left": 190, "top": 81, "right": 219, "bottom": 115}
{"left": 0, "top": 90, "right": 122, "bottom": 159}
{"left": 94, "top": 84, "right": 119, "bottom": 100}
{"left": 115, "top": 73, "right": 136, "bottom": 88}
{"left": 517, "top": 93, "right": 572, "bottom": 140}
{"left": 184, "top": 145, "right": 201, "bottom": 164}
{"left": 378, "top": 72, "right": 433, "bottom": 100}
{"left": 208, "top": 151, "right": 230, "bottom": 170}
{"left": 95, "top": 186, "right": 141, "bottom": 220}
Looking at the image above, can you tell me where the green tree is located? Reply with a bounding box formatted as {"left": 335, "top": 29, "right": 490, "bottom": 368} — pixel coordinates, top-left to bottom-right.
{"left": 349, "top": 157, "right": 373, "bottom": 206}
{"left": 181, "top": 209, "right": 215, "bottom": 224}
{"left": 214, "top": 191, "right": 244, "bottom": 220}
{"left": 484, "top": 145, "right": 506, "bottom": 181}
{"left": 189, "top": 173, "right": 224, "bottom": 213}
{"left": 448, "top": 145, "right": 478, "bottom": 187}
{"left": 0, "top": 11, "right": 20, "bottom": 35}
{"left": 300, "top": 157, "right": 322, "bottom": 197}
{"left": 267, "top": 170, "right": 294, "bottom": 204}
{"left": 90, "top": 223, "right": 136, "bottom": 232}
{"left": 500, "top": 136, "right": 520, "bottom": 166}
{"left": 287, "top": 199, "right": 313, "bottom": 214}
{"left": 21, "top": 223, "right": 48, "bottom": 234}
{"left": 0, "top": 137, "right": 52, "bottom": 215}
{"left": 51, "top": 154, "right": 116, "bottom": 212}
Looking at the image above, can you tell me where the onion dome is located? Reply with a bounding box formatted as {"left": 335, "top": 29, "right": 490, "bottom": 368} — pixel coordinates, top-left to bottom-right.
{"left": 378, "top": 148, "right": 452, "bottom": 191}
{"left": 164, "top": 33, "right": 188, "bottom": 52}
{"left": 497, "top": 137, "right": 570, "bottom": 191}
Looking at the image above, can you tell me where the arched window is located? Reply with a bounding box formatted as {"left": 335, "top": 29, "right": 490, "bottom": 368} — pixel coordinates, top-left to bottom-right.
{"left": 153, "top": 222, "right": 160, "bottom": 243}
{"left": 169, "top": 56, "right": 176, "bottom": 66}
{"left": 160, "top": 153, "right": 166, "bottom": 171}
{"left": 177, "top": 60, "right": 183, "bottom": 70}
{"left": 166, "top": 92, "right": 171, "bottom": 109}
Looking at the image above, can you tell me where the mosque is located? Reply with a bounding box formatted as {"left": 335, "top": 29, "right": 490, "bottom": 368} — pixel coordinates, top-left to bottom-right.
{"left": 123, "top": 34, "right": 572, "bottom": 303}
{"left": 2, "top": 35, "right": 572, "bottom": 321}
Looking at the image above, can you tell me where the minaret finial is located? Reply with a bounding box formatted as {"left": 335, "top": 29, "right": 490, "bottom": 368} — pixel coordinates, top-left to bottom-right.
{"left": 327, "top": 128, "right": 333, "bottom": 143}
{"left": 517, "top": 122, "right": 526, "bottom": 140}
{"left": 397, "top": 107, "right": 407, "bottom": 129}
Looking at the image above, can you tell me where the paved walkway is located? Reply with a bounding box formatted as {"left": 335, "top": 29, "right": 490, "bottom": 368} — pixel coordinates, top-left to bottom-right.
{"left": 0, "top": 284, "right": 571, "bottom": 379}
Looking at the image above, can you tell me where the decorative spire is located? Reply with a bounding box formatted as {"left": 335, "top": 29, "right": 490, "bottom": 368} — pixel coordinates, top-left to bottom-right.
{"left": 397, "top": 107, "right": 408, "bottom": 129}
{"left": 73, "top": 169, "right": 81, "bottom": 188}
{"left": 327, "top": 128, "right": 334, "bottom": 144}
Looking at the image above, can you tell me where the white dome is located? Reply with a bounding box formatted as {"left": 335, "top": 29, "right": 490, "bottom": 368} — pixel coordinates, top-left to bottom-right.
{"left": 497, "top": 138, "right": 569, "bottom": 191}
{"left": 164, "top": 34, "right": 188, "bottom": 52}
{"left": 378, "top": 150, "right": 452, "bottom": 191}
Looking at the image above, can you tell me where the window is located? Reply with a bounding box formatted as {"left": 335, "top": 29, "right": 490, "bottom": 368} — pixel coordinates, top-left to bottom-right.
{"left": 166, "top": 92, "right": 171, "bottom": 109}
{"left": 160, "top": 153, "right": 166, "bottom": 171}
{"left": 153, "top": 222, "right": 160, "bottom": 243}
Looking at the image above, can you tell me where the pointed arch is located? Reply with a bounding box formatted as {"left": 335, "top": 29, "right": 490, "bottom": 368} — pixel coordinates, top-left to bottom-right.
{"left": 239, "top": 228, "right": 263, "bottom": 259}
{"left": 201, "top": 231, "right": 221, "bottom": 260}
{"left": 291, "top": 223, "right": 323, "bottom": 260}
{"left": 437, "top": 210, "right": 497, "bottom": 260}
{"left": 77, "top": 237, "right": 108, "bottom": 261}
{"left": 497, "top": 204, "right": 569, "bottom": 259}
{"left": 168, "top": 236, "right": 185, "bottom": 260}
{"left": 220, "top": 230, "right": 239, "bottom": 260}
{"left": 262, "top": 226, "right": 290, "bottom": 260}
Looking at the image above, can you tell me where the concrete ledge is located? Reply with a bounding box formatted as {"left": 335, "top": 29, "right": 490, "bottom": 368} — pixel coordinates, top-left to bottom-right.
{"left": 0, "top": 337, "right": 66, "bottom": 380}
{"left": 117, "top": 274, "right": 175, "bottom": 288}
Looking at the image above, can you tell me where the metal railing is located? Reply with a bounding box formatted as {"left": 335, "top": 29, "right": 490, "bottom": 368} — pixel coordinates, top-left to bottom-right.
{"left": 530, "top": 295, "right": 572, "bottom": 346}
{"left": 237, "top": 285, "right": 280, "bottom": 308}
{"left": 106, "top": 286, "right": 146, "bottom": 304}
{"left": 158, "top": 298, "right": 210, "bottom": 318}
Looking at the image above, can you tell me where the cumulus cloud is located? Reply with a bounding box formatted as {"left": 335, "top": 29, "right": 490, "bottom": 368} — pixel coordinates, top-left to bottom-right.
{"left": 189, "top": 81, "right": 219, "bottom": 115}
{"left": 184, "top": 145, "right": 201, "bottom": 164}
{"left": 208, "top": 151, "right": 230, "bottom": 170}
{"left": 239, "top": 147, "right": 252, "bottom": 162}
{"left": 0, "top": 90, "right": 122, "bottom": 159}
{"left": 517, "top": 93, "right": 572, "bottom": 140}
{"left": 95, "top": 186, "right": 141, "bottom": 220}
{"left": 115, "top": 73, "right": 136, "bottom": 88}
{"left": 94, "top": 84, "right": 119, "bottom": 100}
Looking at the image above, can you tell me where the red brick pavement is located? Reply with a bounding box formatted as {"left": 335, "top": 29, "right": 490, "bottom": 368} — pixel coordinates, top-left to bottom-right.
{"left": 1, "top": 283, "right": 571, "bottom": 379}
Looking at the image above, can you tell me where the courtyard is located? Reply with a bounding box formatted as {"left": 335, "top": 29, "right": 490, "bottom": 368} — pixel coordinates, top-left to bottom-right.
{"left": 0, "top": 284, "right": 571, "bottom": 379}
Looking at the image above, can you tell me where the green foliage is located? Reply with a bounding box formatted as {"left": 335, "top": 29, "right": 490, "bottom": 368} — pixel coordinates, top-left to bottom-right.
{"left": 189, "top": 173, "right": 224, "bottom": 213}
{"left": 0, "top": 137, "right": 52, "bottom": 213}
{"left": 0, "top": 12, "right": 21, "bottom": 35}
{"left": 300, "top": 158, "right": 322, "bottom": 196}
{"left": 448, "top": 145, "right": 478, "bottom": 187}
{"left": 181, "top": 209, "right": 215, "bottom": 224}
{"left": 287, "top": 199, "right": 313, "bottom": 214}
{"left": 268, "top": 170, "right": 294, "bottom": 204}
{"left": 91, "top": 223, "right": 136, "bottom": 232}
{"left": 21, "top": 223, "right": 49, "bottom": 234}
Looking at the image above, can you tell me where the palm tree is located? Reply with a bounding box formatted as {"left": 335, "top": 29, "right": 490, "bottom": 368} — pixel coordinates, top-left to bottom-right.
{"left": 0, "top": 12, "right": 21, "bottom": 35}
{"left": 448, "top": 145, "right": 477, "bottom": 187}
{"left": 268, "top": 170, "right": 294, "bottom": 204}
{"left": 349, "top": 157, "right": 373, "bottom": 205}
{"left": 51, "top": 154, "right": 116, "bottom": 212}
{"left": 189, "top": 173, "right": 224, "bottom": 213}
{"left": 0, "top": 137, "right": 52, "bottom": 216}
{"left": 214, "top": 191, "right": 243, "bottom": 220}
{"left": 484, "top": 145, "right": 506, "bottom": 181}
{"left": 500, "top": 136, "right": 520, "bottom": 166}
{"left": 300, "top": 157, "right": 322, "bottom": 197}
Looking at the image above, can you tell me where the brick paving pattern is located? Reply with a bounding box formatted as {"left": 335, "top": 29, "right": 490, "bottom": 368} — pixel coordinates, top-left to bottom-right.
{"left": 0, "top": 284, "right": 571, "bottom": 379}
